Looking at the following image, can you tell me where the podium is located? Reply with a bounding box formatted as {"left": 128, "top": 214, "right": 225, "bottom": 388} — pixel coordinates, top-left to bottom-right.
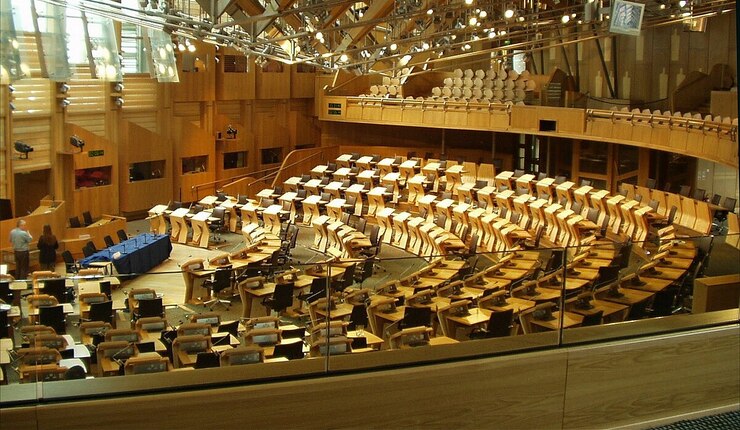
{"left": 345, "top": 184, "right": 366, "bottom": 216}
{"left": 147, "top": 204, "right": 168, "bottom": 235}
{"left": 219, "top": 200, "right": 239, "bottom": 232}
{"left": 190, "top": 211, "right": 211, "bottom": 248}
{"left": 445, "top": 164, "right": 466, "bottom": 194}
{"left": 391, "top": 211, "right": 412, "bottom": 249}
{"left": 170, "top": 207, "right": 190, "bottom": 244}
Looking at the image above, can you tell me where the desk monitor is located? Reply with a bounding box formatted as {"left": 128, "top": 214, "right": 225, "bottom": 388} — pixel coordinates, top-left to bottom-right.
{"left": 109, "top": 332, "right": 139, "bottom": 343}
{"left": 311, "top": 321, "right": 347, "bottom": 340}
{"left": 125, "top": 357, "right": 169, "bottom": 375}
{"left": 194, "top": 352, "right": 220, "bottom": 369}
{"left": 195, "top": 316, "right": 220, "bottom": 326}
{"left": 252, "top": 333, "right": 280, "bottom": 346}
{"left": 180, "top": 339, "right": 208, "bottom": 353}
{"left": 402, "top": 307, "right": 432, "bottom": 328}
{"left": 218, "top": 320, "right": 239, "bottom": 337}
{"left": 227, "top": 349, "right": 262, "bottom": 365}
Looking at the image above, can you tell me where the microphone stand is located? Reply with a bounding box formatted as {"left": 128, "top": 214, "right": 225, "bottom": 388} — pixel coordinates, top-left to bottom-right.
{"left": 111, "top": 342, "right": 134, "bottom": 376}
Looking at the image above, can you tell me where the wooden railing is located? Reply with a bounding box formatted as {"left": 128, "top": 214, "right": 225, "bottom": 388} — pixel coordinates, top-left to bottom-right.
{"left": 269, "top": 146, "right": 341, "bottom": 188}
{"left": 320, "top": 95, "right": 738, "bottom": 168}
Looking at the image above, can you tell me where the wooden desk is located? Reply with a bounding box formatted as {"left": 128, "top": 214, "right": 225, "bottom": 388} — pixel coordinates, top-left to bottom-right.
{"left": 169, "top": 208, "right": 190, "bottom": 244}
{"left": 487, "top": 297, "right": 537, "bottom": 314}
{"left": 314, "top": 302, "right": 354, "bottom": 321}
{"left": 147, "top": 204, "right": 169, "bottom": 235}
{"left": 530, "top": 311, "right": 583, "bottom": 331}
{"left": 693, "top": 274, "right": 740, "bottom": 313}
{"left": 445, "top": 308, "right": 491, "bottom": 339}
{"left": 347, "top": 330, "right": 384, "bottom": 350}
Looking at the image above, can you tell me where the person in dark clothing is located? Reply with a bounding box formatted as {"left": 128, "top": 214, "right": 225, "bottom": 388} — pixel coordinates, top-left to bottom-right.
{"left": 37, "top": 224, "right": 59, "bottom": 271}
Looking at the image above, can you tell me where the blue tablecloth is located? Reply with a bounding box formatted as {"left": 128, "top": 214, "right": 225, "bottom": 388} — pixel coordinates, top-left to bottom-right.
{"left": 80, "top": 233, "right": 172, "bottom": 275}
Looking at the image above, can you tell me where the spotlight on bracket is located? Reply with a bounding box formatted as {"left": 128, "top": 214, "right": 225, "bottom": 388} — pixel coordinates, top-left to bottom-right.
{"left": 226, "top": 124, "right": 237, "bottom": 139}
{"left": 14, "top": 140, "right": 33, "bottom": 159}
{"left": 70, "top": 135, "right": 85, "bottom": 152}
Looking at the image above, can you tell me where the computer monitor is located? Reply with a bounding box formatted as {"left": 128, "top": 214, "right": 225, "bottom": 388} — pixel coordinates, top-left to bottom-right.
{"left": 272, "top": 340, "right": 304, "bottom": 360}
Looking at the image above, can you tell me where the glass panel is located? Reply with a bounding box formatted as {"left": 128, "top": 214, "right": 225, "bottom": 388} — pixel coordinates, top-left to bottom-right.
{"left": 223, "top": 152, "right": 247, "bottom": 170}
{"left": 0, "top": 0, "right": 25, "bottom": 83}
{"left": 579, "top": 141, "right": 608, "bottom": 174}
{"left": 86, "top": 13, "right": 122, "bottom": 81}
{"left": 261, "top": 148, "right": 282, "bottom": 165}
{"left": 617, "top": 144, "right": 639, "bottom": 176}
{"left": 75, "top": 166, "right": 112, "bottom": 188}
{"left": 129, "top": 160, "right": 165, "bottom": 182}
{"left": 182, "top": 156, "right": 207, "bottom": 174}
{"left": 31, "top": 1, "right": 72, "bottom": 81}
{"left": 147, "top": 28, "right": 178, "bottom": 83}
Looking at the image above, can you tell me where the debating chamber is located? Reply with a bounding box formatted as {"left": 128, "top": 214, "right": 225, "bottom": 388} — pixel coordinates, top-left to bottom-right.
{"left": 0, "top": 0, "right": 738, "bottom": 428}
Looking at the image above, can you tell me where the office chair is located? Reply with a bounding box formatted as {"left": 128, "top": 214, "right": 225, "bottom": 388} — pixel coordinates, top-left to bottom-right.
{"left": 103, "top": 235, "right": 115, "bottom": 248}
{"left": 262, "top": 282, "right": 294, "bottom": 317}
{"left": 86, "top": 241, "right": 98, "bottom": 253}
{"left": 646, "top": 178, "right": 657, "bottom": 189}
{"left": 678, "top": 185, "right": 691, "bottom": 197}
{"left": 649, "top": 289, "right": 677, "bottom": 317}
{"left": 692, "top": 188, "right": 706, "bottom": 201}
{"left": 470, "top": 309, "right": 515, "bottom": 339}
{"left": 354, "top": 258, "right": 375, "bottom": 286}
{"left": 203, "top": 267, "right": 233, "bottom": 310}
{"left": 710, "top": 194, "right": 722, "bottom": 205}
{"left": 0, "top": 280, "right": 13, "bottom": 304}
{"left": 88, "top": 300, "right": 115, "bottom": 325}
{"left": 399, "top": 307, "right": 433, "bottom": 330}
{"left": 348, "top": 304, "right": 369, "bottom": 331}
{"left": 116, "top": 229, "right": 128, "bottom": 243}
{"left": 194, "top": 351, "right": 221, "bottom": 369}
{"left": 69, "top": 216, "right": 82, "bottom": 228}
{"left": 61, "top": 251, "right": 78, "bottom": 274}
{"left": 39, "top": 305, "right": 66, "bottom": 334}
{"left": 208, "top": 208, "right": 227, "bottom": 243}
{"left": 42, "top": 278, "right": 72, "bottom": 304}
{"left": 297, "top": 277, "right": 328, "bottom": 304}
{"left": 332, "top": 264, "right": 356, "bottom": 293}
{"left": 82, "top": 211, "right": 94, "bottom": 226}
{"left": 82, "top": 245, "right": 95, "bottom": 258}
{"left": 0, "top": 309, "right": 10, "bottom": 339}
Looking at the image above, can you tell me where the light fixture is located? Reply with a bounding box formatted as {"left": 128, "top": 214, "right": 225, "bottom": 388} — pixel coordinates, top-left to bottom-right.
{"left": 113, "top": 82, "right": 124, "bottom": 92}
{"left": 479, "top": 10, "right": 487, "bottom": 18}
{"left": 113, "top": 97, "right": 124, "bottom": 107}
{"left": 678, "top": 0, "right": 687, "bottom": 7}
{"left": 315, "top": 31, "right": 324, "bottom": 40}
{"left": 465, "top": 0, "right": 473, "bottom": 4}
{"left": 469, "top": 17, "right": 478, "bottom": 25}
{"left": 504, "top": 9, "right": 514, "bottom": 19}
{"left": 561, "top": 14, "right": 570, "bottom": 23}
{"left": 14, "top": 141, "right": 33, "bottom": 159}
{"left": 390, "top": 43, "right": 398, "bottom": 51}
{"left": 60, "top": 99, "right": 71, "bottom": 108}
{"left": 422, "top": 42, "right": 430, "bottom": 50}
{"left": 427, "top": 8, "right": 433, "bottom": 15}
{"left": 70, "top": 135, "right": 85, "bottom": 152}
{"left": 187, "top": 44, "right": 196, "bottom": 53}
{"left": 58, "top": 83, "right": 70, "bottom": 94}
{"left": 339, "top": 53, "right": 348, "bottom": 62}
{"left": 178, "top": 42, "right": 186, "bottom": 51}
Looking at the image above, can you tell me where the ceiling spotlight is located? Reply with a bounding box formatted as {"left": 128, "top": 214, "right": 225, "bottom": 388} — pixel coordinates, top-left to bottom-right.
{"left": 427, "top": 8, "right": 433, "bottom": 15}
{"left": 113, "top": 97, "right": 124, "bottom": 107}
{"left": 518, "top": 16, "right": 525, "bottom": 22}
{"left": 479, "top": 10, "right": 487, "bottom": 18}
{"left": 339, "top": 53, "right": 348, "bottom": 62}
{"left": 70, "top": 135, "right": 85, "bottom": 152}
{"left": 465, "top": 0, "right": 473, "bottom": 4}
{"left": 316, "top": 31, "right": 324, "bottom": 40}
{"left": 422, "top": 42, "right": 430, "bottom": 50}
{"left": 469, "top": 17, "right": 478, "bottom": 25}
{"left": 178, "top": 42, "right": 186, "bottom": 51}
{"left": 390, "top": 43, "right": 398, "bottom": 51}
{"left": 561, "top": 14, "right": 570, "bottom": 23}
{"left": 113, "top": 82, "right": 124, "bottom": 92}
{"left": 463, "top": 43, "right": 471, "bottom": 50}
{"left": 58, "top": 83, "right": 70, "bottom": 94}
{"left": 187, "top": 44, "right": 196, "bottom": 53}
{"left": 504, "top": 9, "right": 514, "bottom": 19}
{"left": 226, "top": 124, "right": 237, "bottom": 139}
{"left": 678, "top": 0, "right": 687, "bottom": 7}
{"left": 14, "top": 141, "right": 33, "bottom": 159}
{"left": 60, "top": 99, "right": 71, "bottom": 108}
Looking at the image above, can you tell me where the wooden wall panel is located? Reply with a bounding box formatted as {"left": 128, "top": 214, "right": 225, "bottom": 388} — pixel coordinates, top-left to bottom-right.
{"left": 290, "top": 65, "right": 315, "bottom": 99}
{"left": 172, "top": 42, "right": 216, "bottom": 102}
{"left": 172, "top": 118, "right": 215, "bottom": 202}
{"left": 563, "top": 327, "right": 740, "bottom": 429}
{"left": 120, "top": 110, "right": 157, "bottom": 133}
{"left": 66, "top": 113, "right": 105, "bottom": 137}
{"left": 121, "top": 77, "right": 158, "bottom": 112}
{"left": 66, "top": 123, "right": 119, "bottom": 217}
{"left": 173, "top": 102, "right": 201, "bottom": 127}
{"left": 256, "top": 63, "right": 291, "bottom": 99}
{"left": 67, "top": 79, "right": 105, "bottom": 114}
{"left": 118, "top": 120, "right": 173, "bottom": 213}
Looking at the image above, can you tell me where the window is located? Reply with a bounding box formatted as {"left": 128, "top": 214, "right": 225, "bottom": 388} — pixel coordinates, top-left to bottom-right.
{"left": 75, "top": 166, "right": 112, "bottom": 189}
{"left": 261, "top": 148, "right": 282, "bottom": 165}
{"left": 222, "top": 55, "right": 248, "bottom": 73}
{"left": 129, "top": 160, "right": 165, "bottom": 182}
{"left": 120, "top": 0, "right": 148, "bottom": 74}
{"left": 223, "top": 151, "right": 247, "bottom": 170}
{"left": 182, "top": 156, "right": 208, "bottom": 174}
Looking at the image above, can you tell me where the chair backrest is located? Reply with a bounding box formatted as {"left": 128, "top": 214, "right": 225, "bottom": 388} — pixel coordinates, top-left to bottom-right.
{"left": 678, "top": 185, "right": 691, "bottom": 197}
{"left": 272, "top": 340, "right": 304, "bottom": 360}
{"left": 42, "top": 278, "right": 68, "bottom": 303}
{"left": 116, "top": 229, "right": 128, "bottom": 242}
{"left": 88, "top": 300, "right": 114, "bottom": 324}
{"left": 710, "top": 194, "right": 722, "bottom": 205}
{"left": 692, "top": 188, "right": 706, "bottom": 201}
{"left": 723, "top": 197, "right": 737, "bottom": 211}
{"left": 212, "top": 208, "right": 226, "bottom": 222}
{"left": 38, "top": 305, "right": 66, "bottom": 334}
{"left": 82, "top": 245, "right": 95, "bottom": 258}
{"left": 271, "top": 283, "right": 295, "bottom": 310}
{"left": 69, "top": 216, "right": 82, "bottom": 228}
{"left": 137, "top": 297, "right": 164, "bottom": 318}
{"left": 581, "top": 310, "right": 604, "bottom": 326}
{"left": 485, "top": 309, "right": 515, "bottom": 337}
{"left": 194, "top": 351, "right": 221, "bottom": 369}
{"left": 103, "top": 235, "right": 115, "bottom": 248}
{"left": 106, "top": 328, "right": 141, "bottom": 343}
{"left": 210, "top": 268, "right": 233, "bottom": 293}
{"left": 646, "top": 178, "right": 656, "bottom": 189}
{"left": 82, "top": 211, "right": 93, "bottom": 226}
{"left": 191, "top": 312, "right": 221, "bottom": 327}
{"left": 401, "top": 306, "right": 432, "bottom": 329}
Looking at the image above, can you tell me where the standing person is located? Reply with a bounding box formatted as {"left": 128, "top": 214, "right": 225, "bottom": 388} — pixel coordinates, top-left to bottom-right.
{"left": 9, "top": 219, "right": 33, "bottom": 280}
{"left": 37, "top": 224, "right": 59, "bottom": 271}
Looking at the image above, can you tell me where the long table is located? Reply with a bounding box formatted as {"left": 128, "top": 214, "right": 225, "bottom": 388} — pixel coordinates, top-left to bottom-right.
{"left": 80, "top": 234, "right": 172, "bottom": 276}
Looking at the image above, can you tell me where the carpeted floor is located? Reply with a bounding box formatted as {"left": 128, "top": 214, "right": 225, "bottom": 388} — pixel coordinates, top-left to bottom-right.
{"left": 649, "top": 410, "right": 740, "bottom": 430}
